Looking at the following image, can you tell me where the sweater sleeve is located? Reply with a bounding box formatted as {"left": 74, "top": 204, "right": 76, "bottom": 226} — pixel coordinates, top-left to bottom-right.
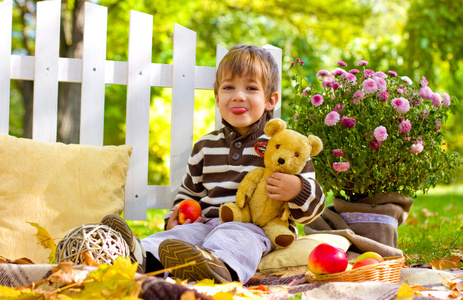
{"left": 287, "top": 158, "right": 325, "bottom": 224}
{"left": 163, "top": 143, "right": 206, "bottom": 224}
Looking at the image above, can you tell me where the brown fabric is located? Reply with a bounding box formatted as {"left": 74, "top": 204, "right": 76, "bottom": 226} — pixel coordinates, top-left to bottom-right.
{"left": 304, "top": 192, "right": 413, "bottom": 258}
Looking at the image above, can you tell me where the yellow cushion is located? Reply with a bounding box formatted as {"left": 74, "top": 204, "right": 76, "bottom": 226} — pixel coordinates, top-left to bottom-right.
{"left": 257, "top": 233, "right": 351, "bottom": 273}
{"left": 0, "top": 134, "right": 132, "bottom": 263}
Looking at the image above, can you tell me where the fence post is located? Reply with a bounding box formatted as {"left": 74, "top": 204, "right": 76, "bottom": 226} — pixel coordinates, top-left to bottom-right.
{"left": 0, "top": 1, "right": 12, "bottom": 135}
{"left": 124, "top": 10, "right": 153, "bottom": 220}
{"left": 32, "top": 0, "right": 61, "bottom": 143}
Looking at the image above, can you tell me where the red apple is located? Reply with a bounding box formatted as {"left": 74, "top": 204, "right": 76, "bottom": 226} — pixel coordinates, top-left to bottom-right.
{"left": 352, "top": 258, "right": 380, "bottom": 269}
{"left": 307, "top": 243, "right": 348, "bottom": 274}
{"left": 178, "top": 199, "right": 202, "bottom": 224}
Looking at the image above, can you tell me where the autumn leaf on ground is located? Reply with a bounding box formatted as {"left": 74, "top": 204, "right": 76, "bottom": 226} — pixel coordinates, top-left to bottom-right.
{"left": 429, "top": 255, "right": 462, "bottom": 270}
{"left": 394, "top": 283, "right": 416, "bottom": 300}
{"left": 81, "top": 251, "right": 100, "bottom": 268}
{"left": 27, "top": 222, "right": 56, "bottom": 264}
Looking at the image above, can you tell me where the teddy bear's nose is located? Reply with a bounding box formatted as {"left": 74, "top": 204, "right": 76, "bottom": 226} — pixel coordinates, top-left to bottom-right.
{"left": 278, "top": 158, "right": 285, "bottom": 165}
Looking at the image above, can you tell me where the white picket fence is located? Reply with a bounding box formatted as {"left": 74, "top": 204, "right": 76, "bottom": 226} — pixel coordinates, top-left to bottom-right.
{"left": 0, "top": 1, "right": 282, "bottom": 220}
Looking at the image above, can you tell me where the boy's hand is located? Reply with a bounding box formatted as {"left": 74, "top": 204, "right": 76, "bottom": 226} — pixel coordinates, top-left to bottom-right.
{"left": 266, "top": 172, "right": 302, "bottom": 201}
{"left": 166, "top": 206, "right": 205, "bottom": 230}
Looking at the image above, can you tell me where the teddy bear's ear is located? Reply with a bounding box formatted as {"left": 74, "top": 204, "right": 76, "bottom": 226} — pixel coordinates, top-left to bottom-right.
{"left": 265, "top": 118, "right": 286, "bottom": 137}
{"left": 307, "top": 135, "right": 323, "bottom": 156}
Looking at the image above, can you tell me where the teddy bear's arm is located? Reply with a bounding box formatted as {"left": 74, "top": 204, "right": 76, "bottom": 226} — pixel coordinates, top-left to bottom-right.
{"left": 280, "top": 205, "right": 291, "bottom": 221}
{"left": 236, "top": 167, "right": 265, "bottom": 208}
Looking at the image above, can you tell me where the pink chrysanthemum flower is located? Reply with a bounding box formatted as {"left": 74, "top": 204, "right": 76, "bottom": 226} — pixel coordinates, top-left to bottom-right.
{"left": 322, "top": 77, "right": 335, "bottom": 88}
{"left": 333, "top": 162, "right": 350, "bottom": 172}
{"left": 364, "top": 69, "right": 375, "bottom": 76}
{"left": 349, "top": 69, "right": 359, "bottom": 74}
{"left": 423, "top": 109, "right": 429, "bottom": 118}
{"left": 346, "top": 73, "right": 357, "bottom": 83}
{"left": 316, "top": 70, "right": 330, "bottom": 78}
{"left": 331, "top": 82, "right": 340, "bottom": 89}
{"left": 421, "top": 76, "right": 428, "bottom": 87}
{"left": 337, "top": 61, "right": 347, "bottom": 67}
{"left": 410, "top": 141, "right": 424, "bottom": 154}
{"left": 333, "top": 103, "right": 345, "bottom": 112}
{"left": 397, "top": 88, "right": 404, "bottom": 94}
{"left": 375, "top": 77, "right": 387, "bottom": 92}
{"left": 401, "top": 76, "right": 413, "bottom": 85}
{"left": 377, "top": 91, "right": 389, "bottom": 102}
{"left": 311, "top": 94, "right": 324, "bottom": 106}
{"left": 388, "top": 70, "right": 398, "bottom": 77}
{"left": 363, "top": 78, "right": 378, "bottom": 94}
{"left": 333, "top": 68, "right": 344, "bottom": 76}
{"left": 398, "top": 119, "right": 411, "bottom": 134}
{"left": 431, "top": 93, "right": 442, "bottom": 108}
{"left": 293, "top": 113, "right": 299, "bottom": 120}
{"left": 442, "top": 92, "right": 451, "bottom": 107}
{"left": 358, "top": 60, "right": 368, "bottom": 66}
{"left": 391, "top": 97, "right": 410, "bottom": 114}
{"left": 341, "top": 116, "right": 356, "bottom": 129}
{"left": 435, "top": 120, "right": 441, "bottom": 132}
{"left": 373, "top": 126, "right": 388, "bottom": 142}
{"left": 374, "top": 71, "right": 387, "bottom": 79}
{"left": 369, "top": 138, "right": 382, "bottom": 150}
{"left": 302, "top": 87, "right": 311, "bottom": 97}
{"left": 332, "top": 149, "right": 346, "bottom": 157}
{"left": 419, "top": 86, "right": 433, "bottom": 100}
{"left": 352, "top": 90, "right": 365, "bottom": 105}
{"left": 325, "top": 111, "right": 340, "bottom": 126}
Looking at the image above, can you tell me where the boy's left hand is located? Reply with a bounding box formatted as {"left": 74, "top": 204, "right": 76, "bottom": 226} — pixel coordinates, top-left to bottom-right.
{"left": 265, "top": 172, "right": 302, "bottom": 201}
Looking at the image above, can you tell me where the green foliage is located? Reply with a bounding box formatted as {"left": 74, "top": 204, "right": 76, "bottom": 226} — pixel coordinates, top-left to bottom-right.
{"left": 287, "top": 59, "right": 460, "bottom": 201}
{"left": 398, "top": 186, "right": 463, "bottom": 265}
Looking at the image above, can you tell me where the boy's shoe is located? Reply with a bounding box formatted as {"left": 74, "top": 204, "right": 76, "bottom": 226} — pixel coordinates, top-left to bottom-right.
{"left": 101, "top": 214, "right": 146, "bottom": 273}
{"left": 158, "top": 239, "right": 232, "bottom": 283}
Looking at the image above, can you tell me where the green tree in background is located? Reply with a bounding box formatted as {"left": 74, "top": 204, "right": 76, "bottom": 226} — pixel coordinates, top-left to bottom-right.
{"left": 9, "top": 0, "right": 462, "bottom": 186}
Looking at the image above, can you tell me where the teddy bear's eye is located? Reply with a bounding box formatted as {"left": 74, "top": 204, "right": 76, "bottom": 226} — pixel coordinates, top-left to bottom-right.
{"left": 276, "top": 144, "right": 280, "bottom": 149}
{"left": 295, "top": 152, "right": 299, "bottom": 157}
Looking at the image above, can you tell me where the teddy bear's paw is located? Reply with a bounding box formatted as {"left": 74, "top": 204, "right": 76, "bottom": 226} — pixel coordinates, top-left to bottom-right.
{"left": 219, "top": 205, "right": 235, "bottom": 223}
{"left": 274, "top": 234, "right": 295, "bottom": 248}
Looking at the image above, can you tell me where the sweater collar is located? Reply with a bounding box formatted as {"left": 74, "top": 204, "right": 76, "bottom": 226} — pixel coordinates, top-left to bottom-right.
{"left": 222, "top": 110, "right": 273, "bottom": 141}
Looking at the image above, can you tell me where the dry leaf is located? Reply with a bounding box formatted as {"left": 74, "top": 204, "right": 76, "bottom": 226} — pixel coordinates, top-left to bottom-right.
{"left": 181, "top": 290, "right": 199, "bottom": 300}
{"left": 448, "top": 290, "right": 460, "bottom": 298}
{"left": 429, "top": 255, "right": 461, "bottom": 270}
{"left": 27, "top": 222, "right": 57, "bottom": 264}
{"left": 81, "top": 251, "right": 100, "bottom": 267}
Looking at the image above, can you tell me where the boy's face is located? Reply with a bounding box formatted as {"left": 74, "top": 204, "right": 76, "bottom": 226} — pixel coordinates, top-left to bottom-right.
{"left": 215, "top": 73, "right": 278, "bottom": 136}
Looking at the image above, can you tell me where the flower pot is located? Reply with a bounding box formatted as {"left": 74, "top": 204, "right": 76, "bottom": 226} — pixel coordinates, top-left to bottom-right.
{"left": 304, "top": 192, "right": 413, "bottom": 257}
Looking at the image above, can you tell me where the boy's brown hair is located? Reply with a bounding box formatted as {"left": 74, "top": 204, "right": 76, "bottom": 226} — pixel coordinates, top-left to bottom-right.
{"left": 213, "top": 45, "right": 279, "bottom": 101}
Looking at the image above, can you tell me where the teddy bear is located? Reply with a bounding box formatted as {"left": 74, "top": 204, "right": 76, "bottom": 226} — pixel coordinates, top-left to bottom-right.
{"left": 219, "top": 118, "right": 323, "bottom": 248}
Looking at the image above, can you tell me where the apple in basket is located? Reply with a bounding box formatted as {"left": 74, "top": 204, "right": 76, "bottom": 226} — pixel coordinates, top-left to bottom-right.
{"left": 307, "top": 243, "right": 348, "bottom": 274}
{"left": 178, "top": 199, "right": 202, "bottom": 224}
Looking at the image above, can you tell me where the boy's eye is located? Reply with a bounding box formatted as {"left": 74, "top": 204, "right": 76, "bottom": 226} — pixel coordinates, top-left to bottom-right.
{"left": 247, "top": 86, "right": 258, "bottom": 90}
{"left": 223, "top": 86, "right": 233, "bottom": 90}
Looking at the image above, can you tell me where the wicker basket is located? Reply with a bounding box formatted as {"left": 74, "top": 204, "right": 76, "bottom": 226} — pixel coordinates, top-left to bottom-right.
{"left": 305, "top": 256, "right": 405, "bottom": 283}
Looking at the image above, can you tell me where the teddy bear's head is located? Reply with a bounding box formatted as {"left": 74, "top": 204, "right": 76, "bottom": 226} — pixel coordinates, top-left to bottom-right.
{"left": 264, "top": 118, "right": 323, "bottom": 174}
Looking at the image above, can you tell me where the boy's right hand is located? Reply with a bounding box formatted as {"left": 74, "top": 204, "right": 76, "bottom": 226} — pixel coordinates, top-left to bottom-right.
{"left": 166, "top": 206, "right": 205, "bottom": 230}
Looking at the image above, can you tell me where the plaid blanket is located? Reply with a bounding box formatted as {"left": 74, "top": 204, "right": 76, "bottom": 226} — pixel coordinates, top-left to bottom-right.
{"left": 1, "top": 264, "right": 462, "bottom": 299}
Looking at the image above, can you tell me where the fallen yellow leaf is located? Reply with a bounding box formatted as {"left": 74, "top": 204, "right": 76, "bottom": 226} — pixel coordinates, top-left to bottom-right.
{"left": 394, "top": 283, "right": 414, "bottom": 300}
{"left": 27, "top": 222, "right": 57, "bottom": 264}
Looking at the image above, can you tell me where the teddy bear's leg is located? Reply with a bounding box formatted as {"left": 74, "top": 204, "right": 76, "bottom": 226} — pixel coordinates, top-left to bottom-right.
{"left": 219, "top": 203, "right": 251, "bottom": 223}
{"left": 262, "top": 218, "right": 295, "bottom": 248}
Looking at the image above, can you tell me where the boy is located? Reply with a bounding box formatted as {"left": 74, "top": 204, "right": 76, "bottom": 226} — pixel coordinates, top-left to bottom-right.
{"left": 103, "top": 45, "right": 325, "bottom": 284}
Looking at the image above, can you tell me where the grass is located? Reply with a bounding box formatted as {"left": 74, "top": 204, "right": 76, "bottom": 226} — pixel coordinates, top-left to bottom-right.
{"left": 128, "top": 184, "right": 463, "bottom": 266}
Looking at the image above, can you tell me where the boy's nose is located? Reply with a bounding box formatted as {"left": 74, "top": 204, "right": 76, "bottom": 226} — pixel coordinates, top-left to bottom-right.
{"left": 233, "top": 90, "right": 246, "bottom": 101}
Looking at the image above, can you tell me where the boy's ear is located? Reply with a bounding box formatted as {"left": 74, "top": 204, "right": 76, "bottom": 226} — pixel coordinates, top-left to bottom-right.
{"left": 215, "top": 93, "right": 219, "bottom": 106}
{"left": 265, "top": 92, "right": 279, "bottom": 111}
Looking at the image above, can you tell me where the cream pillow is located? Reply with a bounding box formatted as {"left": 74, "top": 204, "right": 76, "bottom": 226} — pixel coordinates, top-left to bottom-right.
{"left": 0, "top": 134, "right": 132, "bottom": 263}
{"left": 257, "top": 233, "right": 351, "bottom": 273}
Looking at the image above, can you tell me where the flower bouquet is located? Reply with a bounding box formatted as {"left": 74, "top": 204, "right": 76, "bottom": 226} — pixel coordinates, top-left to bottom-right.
{"left": 288, "top": 59, "right": 460, "bottom": 202}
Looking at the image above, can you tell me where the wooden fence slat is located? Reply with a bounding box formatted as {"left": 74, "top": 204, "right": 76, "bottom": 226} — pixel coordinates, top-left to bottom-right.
{"left": 124, "top": 10, "right": 153, "bottom": 220}
{"left": 263, "top": 44, "right": 282, "bottom": 119}
{"left": 214, "top": 45, "right": 228, "bottom": 130}
{"left": 168, "top": 24, "right": 197, "bottom": 206}
{"left": 32, "top": 0, "right": 61, "bottom": 143}
{"left": 80, "top": 2, "right": 108, "bottom": 146}
{"left": 0, "top": 1, "right": 13, "bottom": 134}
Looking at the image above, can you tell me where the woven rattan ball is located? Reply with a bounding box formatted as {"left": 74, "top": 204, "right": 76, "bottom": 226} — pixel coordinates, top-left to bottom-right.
{"left": 56, "top": 224, "right": 130, "bottom": 265}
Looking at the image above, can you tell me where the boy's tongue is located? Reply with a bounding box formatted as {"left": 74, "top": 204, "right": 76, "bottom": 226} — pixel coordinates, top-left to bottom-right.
{"left": 231, "top": 107, "right": 247, "bottom": 114}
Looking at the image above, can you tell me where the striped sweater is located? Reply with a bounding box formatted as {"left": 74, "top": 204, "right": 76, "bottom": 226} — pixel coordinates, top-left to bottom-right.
{"left": 165, "top": 112, "right": 325, "bottom": 229}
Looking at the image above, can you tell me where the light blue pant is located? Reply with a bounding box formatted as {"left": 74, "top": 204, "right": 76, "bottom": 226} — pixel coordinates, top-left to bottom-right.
{"left": 141, "top": 218, "right": 272, "bottom": 283}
